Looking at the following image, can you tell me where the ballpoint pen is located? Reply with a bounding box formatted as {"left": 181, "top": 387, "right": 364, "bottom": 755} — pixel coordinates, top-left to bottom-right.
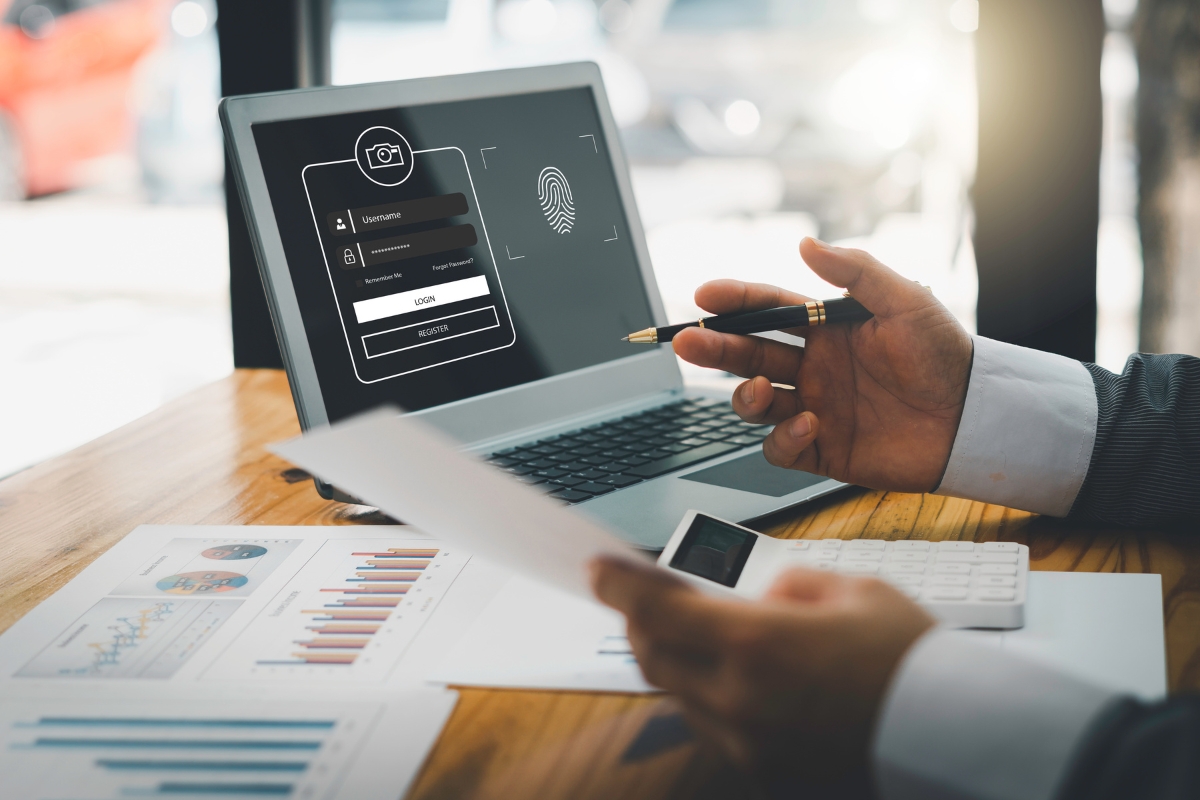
{"left": 622, "top": 295, "right": 874, "bottom": 344}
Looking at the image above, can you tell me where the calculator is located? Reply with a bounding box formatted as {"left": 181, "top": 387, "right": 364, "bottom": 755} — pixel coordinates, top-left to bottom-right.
{"left": 658, "top": 511, "right": 1028, "bottom": 629}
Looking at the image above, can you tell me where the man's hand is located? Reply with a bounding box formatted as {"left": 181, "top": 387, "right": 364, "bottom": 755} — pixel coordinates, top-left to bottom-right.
{"left": 590, "top": 556, "right": 935, "bottom": 778}
{"left": 673, "top": 238, "right": 973, "bottom": 493}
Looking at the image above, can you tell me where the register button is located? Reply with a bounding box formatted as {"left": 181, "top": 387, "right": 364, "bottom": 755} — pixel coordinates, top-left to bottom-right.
{"left": 362, "top": 306, "right": 499, "bottom": 358}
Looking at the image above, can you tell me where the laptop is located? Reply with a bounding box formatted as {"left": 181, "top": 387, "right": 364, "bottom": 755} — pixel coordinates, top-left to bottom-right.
{"left": 219, "top": 61, "right": 844, "bottom": 550}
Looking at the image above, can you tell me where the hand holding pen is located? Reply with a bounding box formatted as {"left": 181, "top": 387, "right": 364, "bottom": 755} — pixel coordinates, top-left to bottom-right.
{"left": 662, "top": 237, "right": 974, "bottom": 495}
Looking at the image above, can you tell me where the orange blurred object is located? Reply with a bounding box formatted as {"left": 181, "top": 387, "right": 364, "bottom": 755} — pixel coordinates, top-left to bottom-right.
{"left": 0, "top": 0, "right": 165, "bottom": 198}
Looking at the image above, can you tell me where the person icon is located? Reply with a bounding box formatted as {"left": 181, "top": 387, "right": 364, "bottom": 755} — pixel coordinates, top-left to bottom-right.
{"left": 336, "top": 218, "right": 347, "bottom": 231}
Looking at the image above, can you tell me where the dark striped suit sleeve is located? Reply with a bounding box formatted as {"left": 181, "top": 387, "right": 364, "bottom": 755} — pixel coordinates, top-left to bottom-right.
{"left": 1055, "top": 696, "right": 1200, "bottom": 800}
{"left": 1067, "top": 354, "right": 1200, "bottom": 526}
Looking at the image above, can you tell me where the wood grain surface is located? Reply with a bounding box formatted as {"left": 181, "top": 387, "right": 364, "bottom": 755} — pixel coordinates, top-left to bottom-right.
{"left": 1, "top": 369, "right": 1194, "bottom": 800}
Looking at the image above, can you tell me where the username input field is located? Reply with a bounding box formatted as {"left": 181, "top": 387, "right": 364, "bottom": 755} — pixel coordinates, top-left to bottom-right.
{"left": 352, "top": 275, "right": 491, "bottom": 324}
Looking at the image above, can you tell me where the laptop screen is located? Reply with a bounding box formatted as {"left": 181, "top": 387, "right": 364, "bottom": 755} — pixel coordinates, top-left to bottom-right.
{"left": 252, "top": 86, "right": 657, "bottom": 423}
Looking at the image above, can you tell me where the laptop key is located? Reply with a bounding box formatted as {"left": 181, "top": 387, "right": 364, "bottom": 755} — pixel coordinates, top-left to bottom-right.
{"left": 660, "top": 443, "right": 691, "bottom": 454}
{"left": 627, "top": 442, "right": 741, "bottom": 478}
{"left": 502, "top": 464, "right": 539, "bottom": 476}
{"left": 533, "top": 468, "right": 569, "bottom": 479}
{"left": 549, "top": 476, "right": 586, "bottom": 488}
{"left": 575, "top": 482, "right": 616, "bottom": 495}
{"left": 488, "top": 456, "right": 520, "bottom": 467}
{"left": 598, "top": 462, "right": 629, "bottom": 473}
{"left": 618, "top": 456, "right": 650, "bottom": 466}
{"left": 574, "top": 468, "right": 609, "bottom": 480}
{"left": 678, "top": 438, "right": 709, "bottom": 448}
{"left": 551, "top": 489, "right": 592, "bottom": 503}
{"left": 526, "top": 458, "right": 558, "bottom": 469}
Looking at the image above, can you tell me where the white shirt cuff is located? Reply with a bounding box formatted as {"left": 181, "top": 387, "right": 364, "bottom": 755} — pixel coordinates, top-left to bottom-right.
{"left": 934, "top": 336, "right": 1098, "bottom": 516}
{"left": 872, "top": 629, "right": 1118, "bottom": 800}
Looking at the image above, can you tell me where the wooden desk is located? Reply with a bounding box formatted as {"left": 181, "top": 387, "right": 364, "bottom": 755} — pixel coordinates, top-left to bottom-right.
{"left": 2, "top": 370, "right": 1197, "bottom": 799}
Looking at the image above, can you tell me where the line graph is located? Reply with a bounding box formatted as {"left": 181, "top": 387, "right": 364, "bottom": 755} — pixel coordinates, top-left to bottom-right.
{"left": 18, "top": 598, "right": 241, "bottom": 679}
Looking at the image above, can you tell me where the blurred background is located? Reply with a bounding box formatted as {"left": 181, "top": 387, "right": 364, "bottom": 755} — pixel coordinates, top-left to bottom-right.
{"left": 0, "top": 0, "right": 1183, "bottom": 477}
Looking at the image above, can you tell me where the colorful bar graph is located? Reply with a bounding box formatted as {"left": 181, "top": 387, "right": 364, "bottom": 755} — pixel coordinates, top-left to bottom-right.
{"left": 349, "top": 572, "right": 422, "bottom": 581}
{"left": 255, "top": 547, "right": 439, "bottom": 668}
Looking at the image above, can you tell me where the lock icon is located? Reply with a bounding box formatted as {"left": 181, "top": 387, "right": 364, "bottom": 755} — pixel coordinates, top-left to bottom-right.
{"left": 343, "top": 248, "right": 356, "bottom": 265}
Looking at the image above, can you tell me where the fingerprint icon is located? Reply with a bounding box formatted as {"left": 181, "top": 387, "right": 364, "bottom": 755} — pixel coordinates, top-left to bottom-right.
{"left": 538, "top": 166, "right": 575, "bottom": 234}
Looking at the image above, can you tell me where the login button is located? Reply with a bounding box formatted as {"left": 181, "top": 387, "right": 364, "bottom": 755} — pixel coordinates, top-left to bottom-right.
{"left": 362, "top": 305, "right": 499, "bottom": 358}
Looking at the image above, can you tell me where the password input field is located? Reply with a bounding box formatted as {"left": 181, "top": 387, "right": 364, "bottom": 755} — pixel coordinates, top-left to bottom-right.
{"left": 352, "top": 275, "right": 491, "bottom": 324}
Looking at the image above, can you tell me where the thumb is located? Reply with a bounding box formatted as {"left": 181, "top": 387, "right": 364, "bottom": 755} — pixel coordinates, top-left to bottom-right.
{"left": 799, "top": 237, "right": 931, "bottom": 319}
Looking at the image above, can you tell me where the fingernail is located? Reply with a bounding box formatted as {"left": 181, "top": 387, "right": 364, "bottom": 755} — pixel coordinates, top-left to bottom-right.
{"left": 741, "top": 380, "right": 756, "bottom": 405}
{"left": 808, "top": 237, "right": 831, "bottom": 250}
{"left": 791, "top": 414, "right": 812, "bottom": 439}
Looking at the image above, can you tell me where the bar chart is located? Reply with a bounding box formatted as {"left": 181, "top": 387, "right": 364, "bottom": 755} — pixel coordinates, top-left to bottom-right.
{"left": 204, "top": 540, "right": 467, "bottom": 681}
{"left": 0, "top": 699, "right": 379, "bottom": 800}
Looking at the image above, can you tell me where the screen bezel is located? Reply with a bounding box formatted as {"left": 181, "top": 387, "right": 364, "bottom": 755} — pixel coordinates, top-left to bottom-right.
{"left": 668, "top": 513, "right": 758, "bottom": 588}
{"left": 220, "top": 63, "right": 679, "bottom": 444}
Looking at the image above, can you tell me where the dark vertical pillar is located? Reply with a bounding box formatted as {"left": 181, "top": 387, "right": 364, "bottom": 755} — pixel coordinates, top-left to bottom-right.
{"left": 974, "top": 0, "right": 1105, "bottom": 362}
{"left": 217, "top": 0, "right": 331, "bottom": 369}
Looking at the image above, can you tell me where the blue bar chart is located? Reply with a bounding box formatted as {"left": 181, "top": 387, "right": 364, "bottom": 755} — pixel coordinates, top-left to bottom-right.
{"left": 0, "top": 700, "right": 379, "bottom": 800}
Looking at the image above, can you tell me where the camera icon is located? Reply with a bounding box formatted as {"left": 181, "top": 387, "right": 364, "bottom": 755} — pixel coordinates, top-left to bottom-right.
{"left": 364, "top": 143, "right": 404, "bottom": 169}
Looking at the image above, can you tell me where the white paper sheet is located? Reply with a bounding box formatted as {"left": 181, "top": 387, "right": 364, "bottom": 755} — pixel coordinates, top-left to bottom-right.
{"left": 0, "top": 525, "right": 474, "bottom": 800}
{"left": 430, "top": 571, "right": 1167, "bottom": 699}
{"left": 270, "top": 408, "right": 645, "bottom": 599}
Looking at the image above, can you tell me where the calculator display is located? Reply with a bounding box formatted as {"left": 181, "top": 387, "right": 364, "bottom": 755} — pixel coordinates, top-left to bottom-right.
{"left": 668, "top": 515, "right": 756, "bottom": 587}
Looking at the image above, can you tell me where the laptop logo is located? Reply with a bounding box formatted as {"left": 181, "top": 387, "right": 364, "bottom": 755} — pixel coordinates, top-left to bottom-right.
{"left": 538, "top": 166, "right": 575, "bottom": 234}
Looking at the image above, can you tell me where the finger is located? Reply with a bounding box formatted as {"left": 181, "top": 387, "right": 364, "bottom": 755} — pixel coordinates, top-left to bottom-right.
{"left": 730, "top": 377, "right": 803, "bottom": 426}
{"left": 799, "top": 238, "right": 934, "bottom": 319}
{"left": 694, "top": 279, "right": 813, "bottom": 315}
{"left": 764, "top": 565, "right": 849, "bottom": 603}
{"left": 589, "top": 557, "right": 740, "bottom": 652}
{"left": 624, "top": 623, "right": 720, "bottom": 698}
{"left": 672, "top": 327, "right": 803, "bottom": 384}
{"left": 761, "top": 412, "right": 821, "bottom": 473}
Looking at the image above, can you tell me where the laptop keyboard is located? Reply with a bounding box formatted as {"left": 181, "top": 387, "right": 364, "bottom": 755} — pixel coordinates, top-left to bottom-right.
{"left": 484, "top": 398, "right": 770, "bottom": 504}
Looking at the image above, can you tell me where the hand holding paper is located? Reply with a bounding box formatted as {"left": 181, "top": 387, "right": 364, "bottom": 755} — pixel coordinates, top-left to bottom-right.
{"left": 270, "top": 408, "right": 647, "bottom": 599}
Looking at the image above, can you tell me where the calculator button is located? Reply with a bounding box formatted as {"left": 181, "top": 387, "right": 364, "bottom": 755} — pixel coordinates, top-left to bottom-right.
{"left": 817, "top": 540, "right": 843, "bottom": 549}
{"left": 885, "top": 563, "right": 926, "bottom": 574}
{"left": 937, "top": 553, "right": 1019, "bottom": 564}
{"left": 892, "top": 541, "right": 931, "bottom": 551}
{"left": 923, "top": 587, "right": 969, "bottom": 601}
{"left": 887, "top": 574, "right": 923, "bottom": 586}
{"left": 786, "top": 541, "right": 811, "bottom": 551}
{"left": 847, "top": 539, "right": 886, "bottom": 550}
{"left": 975, "top": 588, "right": 1016, "bottom": 601}
{"left": 813, "top": 551, "right": 839, "bottom": 561}
{"left": 980, "top": 564, "right": 1018, "bottom": 575}
{"left": 930, "top": 575, "right": 970, "bottom": 587}
{"left": 937, "top": 541, "right": 976, "bottom": 552}
{"left": 889, "top": 552, "right": 929, "bottom": 563}
{"left": 840, "top": 562, "right": 880, "bottom": 574}
{"left": 897, "top": 585, "right": 920, "bottom": 599}
{"left": 977, "top": 575, "right": 1017, "bottom": 588}
{"left": 932, "top": 563, "right": 971, "bottom": 574}
{"left": 844, "top": 550, "right": 883, "bottom": 561}
{"left": 982, "top": 542, "right": 1020, "bottom": 553}
{"left": 812, "top": 560, "right": 838, "bottom": 571}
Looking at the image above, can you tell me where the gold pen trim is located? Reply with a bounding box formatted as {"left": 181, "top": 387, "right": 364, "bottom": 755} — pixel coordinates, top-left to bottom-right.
{"left": 624, "top": 326, "right": 658, "bottom": 344}
{"left": 806, "top": 300, "right": 825, "bottom": 326}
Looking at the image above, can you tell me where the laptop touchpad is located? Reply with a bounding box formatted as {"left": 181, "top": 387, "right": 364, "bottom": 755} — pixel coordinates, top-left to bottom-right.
{"left": 680, "top": 451, "right": 827, "bottom": 497}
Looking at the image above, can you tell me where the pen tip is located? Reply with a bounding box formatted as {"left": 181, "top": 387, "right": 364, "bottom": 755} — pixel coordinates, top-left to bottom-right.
{"left": 620, "top": 336, "right": 629, "bottom": 341}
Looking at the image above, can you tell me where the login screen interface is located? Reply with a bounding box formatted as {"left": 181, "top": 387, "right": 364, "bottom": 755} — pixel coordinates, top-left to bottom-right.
{"left": 253, "top": 87, "right": 655, "bottom": 420}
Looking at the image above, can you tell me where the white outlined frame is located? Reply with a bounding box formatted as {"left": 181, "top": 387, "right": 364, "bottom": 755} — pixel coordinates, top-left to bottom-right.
{"left": 302, "top": 146, "right": 517, "bottom": 385}
{"left": 362, "top": 305, "right": 500, "bottom": 359}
